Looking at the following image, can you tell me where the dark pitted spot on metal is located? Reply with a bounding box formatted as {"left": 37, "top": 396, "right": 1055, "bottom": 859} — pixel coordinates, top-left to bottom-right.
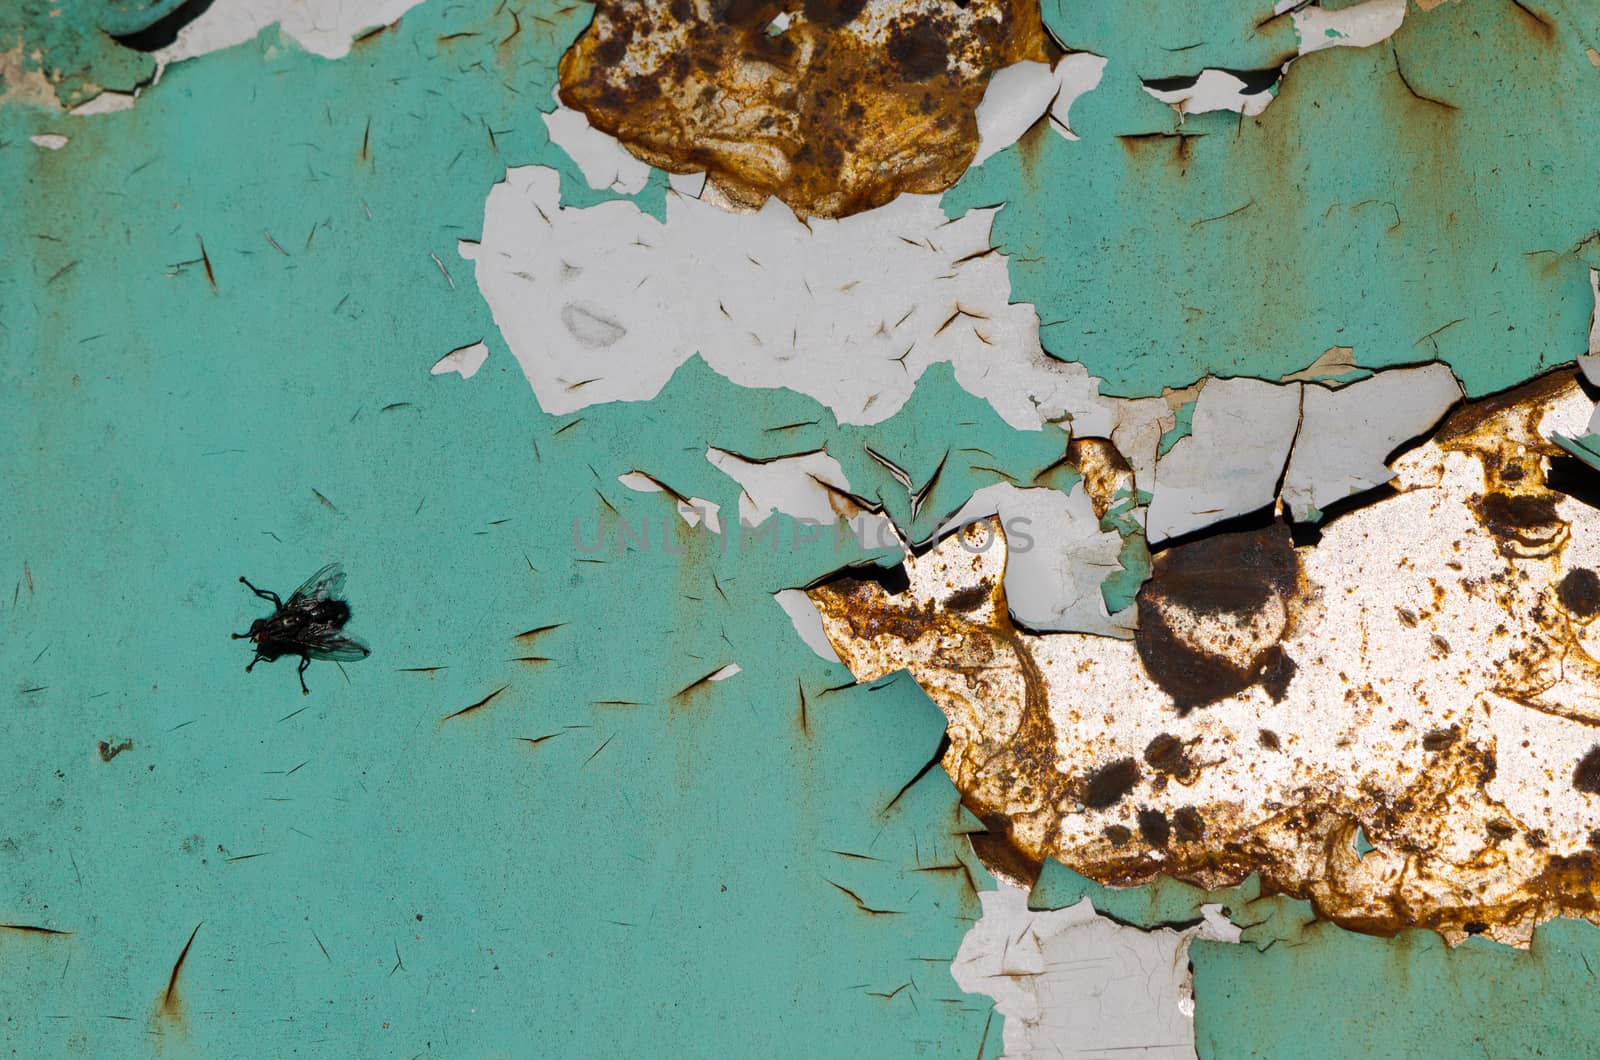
{"left": 1475, "top": 491, "right": 1563, "bottom": 554}
{"left": 1573, "top": 745, "right": 1600, "bottom": 794}
{"left": 803, "top": 0, "right": 869, "bottom": 27}
{"left": 1143, "top": 733, "right": 1192, "bottom": 778}
{"left": 1083, "top": 757, "right": 1140, "bottom": 809}
{"left": 1422, "top": 726, "right": 1461, "bottom": 752}
{"left": 1258, "top": 729, "right": 1280, "bottom": 750}
{"left": 1172, "top": 806, "right": 1205, "bottom": 842}
{"left": 886, "top": 19, "right": 950, "bottom": 80}
{"left": 1557, "top": 568, "right": 1600, "bottom": 620}
{"left": 1134, "top": 523, "right": 1303, "bottom": 714}
{"left": 709, "top": 0, "right": 784, "bottom": 28}
{"left": 942, "top": 582, "right": 992, "bottom": 611}
{"left": 1103, "top": 824, "right": 1132, "bottom": 846}
{"left": 1258, "top": 650, "right": 1298, "bottom": 702}
{"left": 1137, "top": 808, "right": 1170, "bottom": 847}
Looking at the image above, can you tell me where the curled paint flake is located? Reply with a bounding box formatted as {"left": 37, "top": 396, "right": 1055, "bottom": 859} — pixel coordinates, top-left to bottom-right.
{"left": 430, "top": 341, "right": 488, "bottom": 379}
{"left": 541, "top": 87, "right": 651, "bottom": 196}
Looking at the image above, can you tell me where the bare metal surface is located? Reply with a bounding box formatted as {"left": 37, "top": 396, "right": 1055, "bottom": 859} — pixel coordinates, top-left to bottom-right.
{"left": 812, "top": 371, "right": 1600, "bottom": 946}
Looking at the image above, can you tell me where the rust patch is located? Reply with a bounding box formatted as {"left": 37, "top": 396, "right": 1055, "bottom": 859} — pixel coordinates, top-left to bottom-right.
{"left": 809, "top": 372, "right": 1600, "bottom": 946}
{"left": 1135, "top": 524, "right": 1303, "bottom": 714}
{"left": 1065, "top": 436, "right": 1134, "bottom": 519}
{"left": 557, "top": 0, "right": 1051, "bottom": 217}
{"left": 97, "top": 738, "right": 133, "bottom": 762}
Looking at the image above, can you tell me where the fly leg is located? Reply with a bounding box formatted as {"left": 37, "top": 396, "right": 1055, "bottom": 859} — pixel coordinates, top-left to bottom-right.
{"left": 245, "top": 653, "right": 264, "bottom": 673}
{"left": 297, "top": 655, "right": 311, "bottom": 696}
{"left": 239, "top": 576, "right": 283, "bottom": 609}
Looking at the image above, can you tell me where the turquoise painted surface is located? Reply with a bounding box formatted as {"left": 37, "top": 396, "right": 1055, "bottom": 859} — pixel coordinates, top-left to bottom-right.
{"left": 947, "top": 0, "right": 1600, "bottom": 397}
{"left": 1033, "top": 856, "right": 1600, "bottom": 1056}
{"left": 1193, "top": 920, "right": 1600, "bottom": 1057}
{"left": 8, "top": 0, "right": 1600, "bottom": 1054}
{"left": 1155, "top": 399, "right": 1195, "bottom": 458}
{"left": 0, "top": 7, "right": 1017, "bottom": 1054}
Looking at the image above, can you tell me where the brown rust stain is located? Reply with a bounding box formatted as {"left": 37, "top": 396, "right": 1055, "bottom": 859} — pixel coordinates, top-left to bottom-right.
{"left": 808, "top": 372, "right": 1600, "bottom": 946}
{"left": 0, "top": 923, "right": 71, "bottom": 935}
{"left": 557, "top": 0, "right": 1052, "bottom": 218}
{"left": 97, "top": 738, "right": 133, "bottom": 762}
{"left": 670, "top": 664, "right": 735, "bottom": 705}
{"left": 351, "top": 17, "right": 403, "bottom": 48}
{"left": 1135, "top": 524, "right": 1304, "bottom": 715}
{"left": 156, "top": 922, "right": 203, "bottom": 1024}
{"left": 441, "top": 684, "right": 510, "bottom": 722}
{"left": 1116, "top": 132, "right": 1203, "bottom": 177}
{"left": 1065, "top": 437, "right": 1134, "bottom": 519}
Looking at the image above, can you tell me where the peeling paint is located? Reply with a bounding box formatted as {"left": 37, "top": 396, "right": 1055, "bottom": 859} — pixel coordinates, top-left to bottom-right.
{"left": 463, "top": 164, "right": 1105, "bottom": 429}
{"left": 541, "top": 86, "right": 652, "bottom": 196}
{"left": 937, "top": 481, "right": 1134, "bottom": 637}
{"left": 430, "top": 340, "right": 489, "bottom": 379}
{"left": 156, "top": 0, "right": 430, "bottom": 63}
{"left": 813, "top": 371, "right": 1600, "bottom": 946}
{"left": 947, "top": 0, "right": 1600, "bottom": 398}
{"left": 558, "top": 0, "right": 1052, "bottom": 216}
{"left": 953, "top": 880, "right": 1237, "bottom": 1057}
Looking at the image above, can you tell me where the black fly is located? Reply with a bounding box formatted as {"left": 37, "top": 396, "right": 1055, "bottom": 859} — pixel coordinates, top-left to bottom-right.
{"left": 232, "top": 563, "right": 370, "bottom": 695}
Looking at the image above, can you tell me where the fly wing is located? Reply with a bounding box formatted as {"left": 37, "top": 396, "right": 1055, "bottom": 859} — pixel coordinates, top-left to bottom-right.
{"left": 302, "top": 629, "right": 370, "bottom": 661}
{"left": 286, "top": 563, "right": 347, "bottom": 608}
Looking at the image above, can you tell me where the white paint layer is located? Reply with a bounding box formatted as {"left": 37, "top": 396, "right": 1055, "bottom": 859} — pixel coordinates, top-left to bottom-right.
{"left": 953, "top": 882, "right": 1236, "bottom": 1059}
{"left": 431, "top": 341, "right": 489, "bottom": 379}
{"left": 1295, "top": 0, "right": 1408, "bottom": 55}
{"left": 462, "top": 165, "right": 1107, "bottom": 431}
{"left": 938, "top": 483, "right": 1133, "bottom": 637}
{"left": 1282, "top": 364, "right": 1462, "bottom": 520}
{"left": 157, "top": 0, "right": 429, "bottom": 63}
{"left": 972, "top": 61, "right": 1057, "bottom": 165}
{"left": 543, "top": 89, "right": 652, "bottom": 195}
{"left": 1145, "top": 378, "right": 1302, "bottom": 544}
{"left": 773, "top": 589, "right": 843, "bottom": 663}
